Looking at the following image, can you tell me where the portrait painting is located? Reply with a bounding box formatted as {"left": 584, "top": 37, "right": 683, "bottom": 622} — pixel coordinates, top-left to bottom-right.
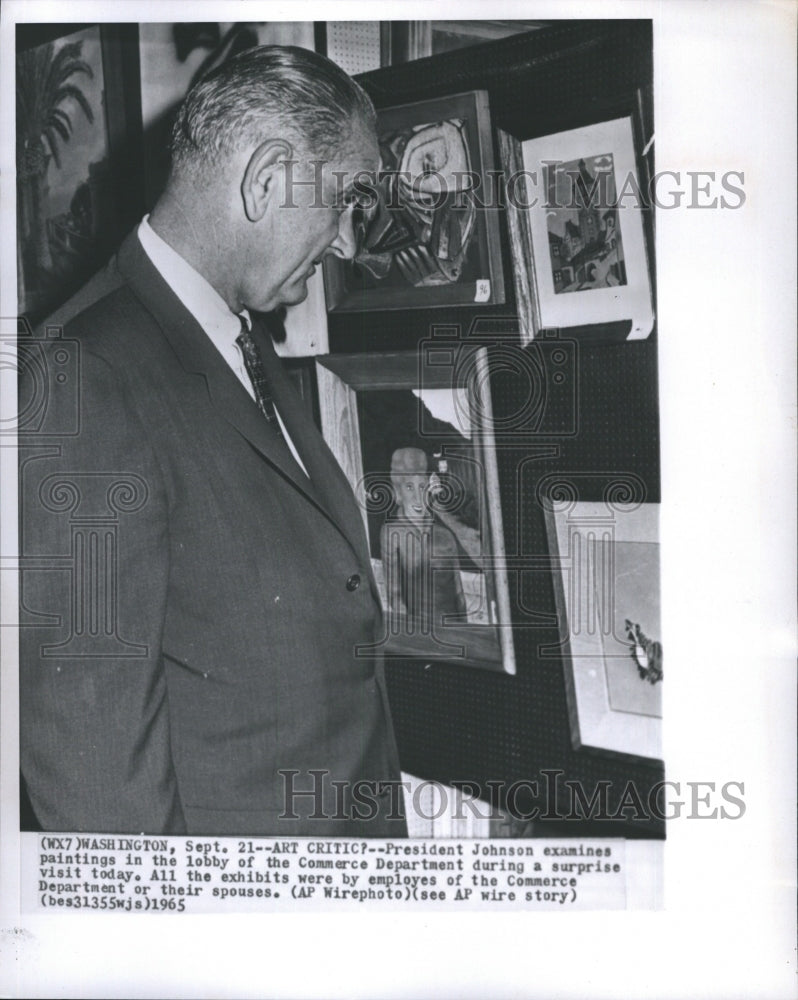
{"left": 315, "top": 346, "right": 515, "bottom": 673}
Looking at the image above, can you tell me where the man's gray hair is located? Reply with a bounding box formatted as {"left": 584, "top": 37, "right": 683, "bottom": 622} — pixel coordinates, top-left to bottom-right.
{"left": 171, "top": 45, "right": 376, "bottom": 173}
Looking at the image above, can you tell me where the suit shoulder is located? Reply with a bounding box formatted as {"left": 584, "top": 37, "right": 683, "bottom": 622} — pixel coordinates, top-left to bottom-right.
{"left": 40, "top": 253, "right": 126, "bottom": 331}
{"left": 60, "top": 284, "right": 155, "bottom": 349}
{"left": 20, "top": 284, "right": 161, "bottom": 431}
{"left": 37, "top": 285, "right": 168, "bottom": 386}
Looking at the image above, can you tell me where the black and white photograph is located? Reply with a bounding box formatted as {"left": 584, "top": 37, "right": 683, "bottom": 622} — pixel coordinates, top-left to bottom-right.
{"left": 0, "top": 4, "right": 794, "bottom": 1000}
{"left": 12, "top": 13, "right": 668, "bottom": 846}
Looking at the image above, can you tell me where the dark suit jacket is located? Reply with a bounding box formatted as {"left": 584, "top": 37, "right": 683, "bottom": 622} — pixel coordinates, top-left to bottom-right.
{"left": 19, "top": 231, "right": 406, "bottom": 837}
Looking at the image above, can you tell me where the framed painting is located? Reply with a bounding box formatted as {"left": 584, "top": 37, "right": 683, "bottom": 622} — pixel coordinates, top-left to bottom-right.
{"left": 543, "top": 499, "right": 662, "bottom": 763}
{"left": 315, "top": 345, "right": 515, "bottom": 674}
{"left": 323, "top": 90, "right": 505, "bottom": 312}
{"left": 15, "top": 23, "right": 144, "bottom": 325}
{"left": 500, "top": 116, "right": 655, "bottom": 343}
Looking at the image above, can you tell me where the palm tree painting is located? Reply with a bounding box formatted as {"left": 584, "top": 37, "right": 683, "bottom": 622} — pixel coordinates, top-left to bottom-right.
{"left": 16, "top": 32, "right": 102, "bottom": 318}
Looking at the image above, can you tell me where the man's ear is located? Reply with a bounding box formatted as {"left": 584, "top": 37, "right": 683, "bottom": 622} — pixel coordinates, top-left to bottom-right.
{"left": 241, "top": 139, "right": 293, "bottom": 222}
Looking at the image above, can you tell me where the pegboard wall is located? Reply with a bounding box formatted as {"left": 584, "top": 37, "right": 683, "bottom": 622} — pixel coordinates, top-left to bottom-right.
{"left": 325, "top": 21, "right": 381, "bottom": 76}
{"left": 327, "top": 21, "right": 663, "bottom": 836}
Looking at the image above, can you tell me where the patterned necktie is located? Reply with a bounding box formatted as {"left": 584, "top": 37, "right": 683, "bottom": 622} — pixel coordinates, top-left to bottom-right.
{"left": 236, "top": 317, "right": 283, "bottom": 439}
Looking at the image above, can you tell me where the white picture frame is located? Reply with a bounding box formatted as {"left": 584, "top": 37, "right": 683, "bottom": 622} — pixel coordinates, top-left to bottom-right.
{"left": 502, "top": 116, "right": 655, "bottom": 343}
{"left": 544, "top": 499, "right": 662, "bottom": 762}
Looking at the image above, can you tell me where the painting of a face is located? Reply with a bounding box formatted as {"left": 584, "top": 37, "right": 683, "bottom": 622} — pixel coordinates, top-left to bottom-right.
{"left": 392, "top": 472, "right": 430, "bottom": 523}
{"left": 322, "top": 90, "right": 504, "bottom": 312}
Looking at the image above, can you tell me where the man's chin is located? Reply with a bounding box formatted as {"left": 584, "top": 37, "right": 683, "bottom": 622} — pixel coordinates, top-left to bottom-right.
{"left": 275, "top": 278, "right": 310, "bottom": 309}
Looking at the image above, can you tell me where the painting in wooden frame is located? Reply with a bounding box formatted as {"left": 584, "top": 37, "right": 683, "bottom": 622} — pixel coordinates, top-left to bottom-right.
{"left": 543, "top": 497, "right": 662, "bottom": 764}
{"left": 323, "top": 90, "right": 505, "bottom": 312}
{"left": 500, "top": 116, "right": 655, "bottom": 343}
{"left": 315, "top": 346, "right": 515, "bottom": 674}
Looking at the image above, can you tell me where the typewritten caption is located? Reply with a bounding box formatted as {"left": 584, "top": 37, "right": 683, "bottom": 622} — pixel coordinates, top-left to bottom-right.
{"left": 23, "top": 834, "right": 627, "bottom": 911}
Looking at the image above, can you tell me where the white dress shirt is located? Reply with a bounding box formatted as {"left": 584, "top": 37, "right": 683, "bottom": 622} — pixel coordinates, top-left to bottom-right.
{"left": 137, "top": 217, "right": 308, "bottom": 476}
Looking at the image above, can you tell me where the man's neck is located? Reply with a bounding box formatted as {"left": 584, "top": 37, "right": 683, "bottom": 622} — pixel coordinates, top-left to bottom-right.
{"left": 148, "top": 190, "right": 239, "bottom": 312}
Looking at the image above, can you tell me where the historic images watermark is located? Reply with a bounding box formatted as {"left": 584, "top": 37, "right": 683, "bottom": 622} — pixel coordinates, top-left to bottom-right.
{"left": 279, "top": 769, "right": 746, "bottom": 825}
{"left": 280, "top": 159, "right": 747, "bottom": 213}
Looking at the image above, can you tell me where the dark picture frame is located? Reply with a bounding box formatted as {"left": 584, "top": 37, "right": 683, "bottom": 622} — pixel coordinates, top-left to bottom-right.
{"left": 315, "top": 346, "right": 515, "bottom": 674}
{"left": 323, "top": 90, "right": 505, "bottom": 312}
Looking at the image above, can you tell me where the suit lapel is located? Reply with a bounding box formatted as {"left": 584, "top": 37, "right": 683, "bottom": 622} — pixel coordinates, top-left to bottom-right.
{"left": 115, "top": 231, "right": 369, "bottom": 562}
{"left": 251, "top": 320, "right": 372, "bottom": 561}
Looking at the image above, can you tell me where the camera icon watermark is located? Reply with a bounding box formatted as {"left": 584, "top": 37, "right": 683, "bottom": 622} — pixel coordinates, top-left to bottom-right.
{"left": 417, "top": 319, "right": 579, "bottom": 440}
{"left": 2, "top": 317, "right": 81, "bottom": 438}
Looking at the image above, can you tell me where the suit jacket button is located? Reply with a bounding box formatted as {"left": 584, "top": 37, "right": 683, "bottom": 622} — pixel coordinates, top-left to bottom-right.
{"left": 346, "top": 574, "right": 361, "bottom": 592}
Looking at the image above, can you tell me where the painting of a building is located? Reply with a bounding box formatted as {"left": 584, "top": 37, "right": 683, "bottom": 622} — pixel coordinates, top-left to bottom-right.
{"left": 545, "top": 153, "right": 627, "bottom": 294}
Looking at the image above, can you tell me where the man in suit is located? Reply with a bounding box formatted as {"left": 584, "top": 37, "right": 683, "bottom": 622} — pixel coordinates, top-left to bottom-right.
{"left": 19, "top": 45, "right": 407, "bottom": 836}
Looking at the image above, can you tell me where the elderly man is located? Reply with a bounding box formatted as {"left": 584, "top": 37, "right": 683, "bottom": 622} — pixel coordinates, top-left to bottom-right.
{"left": 19, "top": 46, "right": 406, "bottom": 837}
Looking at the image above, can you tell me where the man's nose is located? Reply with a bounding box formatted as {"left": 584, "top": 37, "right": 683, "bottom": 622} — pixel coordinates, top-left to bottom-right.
{"left": 328, "top": 203, "right": 358, "bottom": 260}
